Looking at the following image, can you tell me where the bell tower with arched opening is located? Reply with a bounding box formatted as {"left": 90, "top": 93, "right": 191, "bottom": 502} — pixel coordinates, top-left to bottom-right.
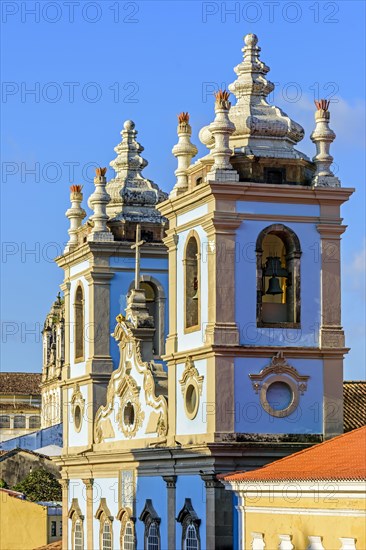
{"left": 160, "top": 34, "right": 353, "bottom": 449}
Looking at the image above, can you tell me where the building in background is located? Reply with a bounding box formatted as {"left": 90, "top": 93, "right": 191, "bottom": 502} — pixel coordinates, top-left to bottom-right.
{"left": 0, "top": 488, "right": 61, "bottom": 550}
{"left": 0, "top": 373, "right": 41, "bottom": 442}
{"left": 221, "top": 426, "right": 366, "bottom": 550}
{"left": 0, "top": 448, "right": 60, "bottom": 488}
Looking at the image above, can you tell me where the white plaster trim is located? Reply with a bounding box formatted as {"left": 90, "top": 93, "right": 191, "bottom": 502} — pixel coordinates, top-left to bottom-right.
{"left": 177, "top": 204, "right": 208, "bottom": 227}
{"left": 70, "top": 260, "right": 89, "bottom": 278}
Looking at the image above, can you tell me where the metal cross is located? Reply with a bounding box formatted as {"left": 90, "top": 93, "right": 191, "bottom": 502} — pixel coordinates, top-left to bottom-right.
{"left": 131, "top": 224, "right": 145, "bottom": 290}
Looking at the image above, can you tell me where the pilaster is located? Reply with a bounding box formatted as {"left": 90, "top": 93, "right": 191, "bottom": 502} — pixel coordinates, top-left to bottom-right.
{"left": 163, "top": 231, "right": 179, "bottom": 355}
{"left": 201, "top": 474, "right": 233, "bottom": 550}
{"left": 84, "top": 269, "right": 114, "bottom": 373}
{"left": 60, "top": 281, "right": 71, "bottom": 381}
{"left": 82, "top": 478, "right": 94, "bottom": 550}
{"left": 202, "top": 214, "right": 241, "bottom": 346}
{"left": 317, "top": 224, "right": 346, "bottom": 348}
{"left": 59, "top": 479, "right": 69, "bottom": 550}
{"left": 163, "top": 475, "right": 177, "bottom": 549}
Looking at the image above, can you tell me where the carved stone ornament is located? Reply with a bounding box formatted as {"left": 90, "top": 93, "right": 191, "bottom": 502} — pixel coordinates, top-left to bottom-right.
{"left": 116, "top": 376, "right": 145, "bottom": 439}
{"left": 249, "top": 351, "right": 309, "bottom": 418}
{"left": 70, "top": 383, "right": 85, "bottom": 433}
{"left": 179, "top": 356, "right": 204, "bottom": 420}
{"left": 94, "top": 320, "right": 168, "bottom": 443}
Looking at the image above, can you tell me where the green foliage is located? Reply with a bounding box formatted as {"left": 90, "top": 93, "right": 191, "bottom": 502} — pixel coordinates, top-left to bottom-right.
{"left": 0, "top": 478, "right": 8, "bottom": 488}
{"left": 13, "top": 469, "right": 61, "bottom": 502}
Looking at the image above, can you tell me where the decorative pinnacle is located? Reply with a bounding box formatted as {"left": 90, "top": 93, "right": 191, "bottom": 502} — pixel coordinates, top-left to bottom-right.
{"left": 315, "top": 99, "right": 330, "bottom": 111}
{"left": 87, "top": 165, "right": 114, "bottom": 242}
{"left": 178, "top": 112, "right": 190, "bottom": 123}
{"left": 64, "top": 185, "right": 86, "bottom": 253}
{"left": 95, "top": 167, "right": 107, "bottom": 177}
{"left": 207, "top": 91, "right": 238, "bottom": 182}
{"left": 170, "top": 112, "right": 198, "bottom": 198}
{"left": 106, "top": 120, "right": 167, "bottom": 220}
{"left": 199, "top": 33, "right": 305, "bottom": 155}
{"left": 70, "top": 185, "right": 83, "bottom": 193}
{"left": 310, "top": 99, "right": 340, "bottom": 188}
{"left": 214, "top": 89, "right": 231, "bottom": 110}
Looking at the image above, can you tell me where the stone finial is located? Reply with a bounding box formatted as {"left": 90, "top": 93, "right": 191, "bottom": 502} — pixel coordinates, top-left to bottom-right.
{"left": 310, "top": 99, "right": 341, "bottom": 188}
{"left": 106, "top": 120, "right": 167, "bottom": 221}
{"left": 87, "top": 167, "right": 114, "bottom": 242}
{"left": 170, "top": 112, "right": 198, "bottom": 198}
{"left": 64, "top": 185, "right": 86, "bottom": 253}
{"left": 207, "top": 90, "right": 239, "bottom": 182}
{"left": 199, "top": 34, "right": 306, "bottom": 160}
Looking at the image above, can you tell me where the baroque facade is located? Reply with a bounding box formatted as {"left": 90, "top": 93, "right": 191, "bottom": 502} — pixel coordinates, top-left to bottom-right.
{"left": 54, "top": 34, "right": 354, "bottom": 550}
{"left": 41, "top": 294, "right": 65, "bottom": 428}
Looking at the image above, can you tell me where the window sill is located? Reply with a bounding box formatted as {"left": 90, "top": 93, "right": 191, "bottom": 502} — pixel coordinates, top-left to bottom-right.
{"left": 257, "top": 322, "right": 301, "bottom": 329}
{"left": 184, "top": 324, "right": 201, "bottom": 335}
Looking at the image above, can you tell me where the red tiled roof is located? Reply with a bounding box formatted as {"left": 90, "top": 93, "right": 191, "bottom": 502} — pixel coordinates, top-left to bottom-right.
{"left": 0, "top": 373, "right": 41, "bottom": 395}
{"left": 344, "top": 381, "right": 366, "bottom": 432}
{"left": 222, "top": 426, "right": 366, "bottom": 483}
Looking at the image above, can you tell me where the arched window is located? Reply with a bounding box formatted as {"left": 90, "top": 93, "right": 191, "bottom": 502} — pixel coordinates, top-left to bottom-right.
{"left": 117, "top": 507, "right": 136, "bottom": 550}
{"left": 185, "top": 524, "right": 199, "bottom": 550}
{"left": 141, "top": 281, "right": 159, "bottom": 356}
{"left": 177, "top": 498, "right": 201, "bottom": 550}
{"left": 74, "top": 284, "right": 84, "bottom": 361}
{"left": 14, "top": 415, "right": 26, "bottom": 428}
{"left": 0, "top": 415, "right": 10, "bottom": 428}
{"left": 95, "top": 499, "right": 114, "bottom": 550}
{"left": 184, "top": 233, "right": 200, "bottom": 331}
{"left": 68, "top": 499, "right": 84, "bottom": 550}
{"left": 256, "top": 225, "right": 301, "bottom": 326}
{"left": 101, "top": 519, "right": 113, "bottom": 550}
{"left": 147, "top": 522, "right": 159, "bottom": 550}
{"left": 139, "top": 499, "right": 161, "bottom": 550}
{"left": 74, "top": 520, "right": 83, "bottom": 550}
{"left": 128, "top": 276, "right": 166, "bottom": 357}
{"left": 122, "top": 520, "right": 136, "bottom": 550}
{"left": 29, "top": 415, "right": 41, "bottom": 429}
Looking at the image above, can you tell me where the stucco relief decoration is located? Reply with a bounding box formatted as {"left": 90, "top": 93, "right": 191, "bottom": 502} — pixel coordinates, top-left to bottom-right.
{"left": 70, "top": 383, "right": 85, "bottom": 433}
{"left": 179, "top": 356, "right": 204, "bottom": 420}
{"left": 249, "top": 351, "right": 309, "bottom": 418}
{"left": 94, "top": 318, "right": 168, "bottom": 444}
{"left": 116, "top": 375, "right": 145, "bottom": 439}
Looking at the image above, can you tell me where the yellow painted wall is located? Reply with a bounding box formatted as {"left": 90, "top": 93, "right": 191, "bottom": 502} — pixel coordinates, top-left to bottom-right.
{"left": 0, "top": 492, "right": 48, "bottom": 550}
{"left": 244, "top": 496, "right": 366, "bottom": 549}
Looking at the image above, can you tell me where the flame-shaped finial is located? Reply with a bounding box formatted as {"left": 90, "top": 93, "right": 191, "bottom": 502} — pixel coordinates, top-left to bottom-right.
{"left": 214, "top": 89, "right": 231, "bottom": 111}
{"left": 70, "top": 184, "right": 83, "bottom": 193}
{"left": 95, "top": 167, "right": 107, "bottom": 177}
{"left": 315, "top": 99, "right": 330, "bottom": 112}
{"left": 215, "top": 90, "right": 230, "bottom": 102}
{"left": 178, "top": 112, "right": 190, "bottom": 123}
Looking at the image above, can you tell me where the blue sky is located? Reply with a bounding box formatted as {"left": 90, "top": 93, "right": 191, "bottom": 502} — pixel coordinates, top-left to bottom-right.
{"left": 1, "top": 1, "right": 365, "bottom": 379}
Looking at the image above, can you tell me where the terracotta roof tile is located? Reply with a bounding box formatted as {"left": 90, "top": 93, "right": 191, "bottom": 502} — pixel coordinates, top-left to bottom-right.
{"left": 0, "top": 373, "right": 41, "bottom": 395}
{"left": 222, "top": 426, "right": 366, "bottom": 483}
{"left": 344, "top": 381, "right": 366, "bottom": 432}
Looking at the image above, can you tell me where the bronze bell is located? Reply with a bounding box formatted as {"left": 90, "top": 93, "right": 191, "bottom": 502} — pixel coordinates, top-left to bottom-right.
{"left": 266, "top": 274, "right": 283, "bottom": 295}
